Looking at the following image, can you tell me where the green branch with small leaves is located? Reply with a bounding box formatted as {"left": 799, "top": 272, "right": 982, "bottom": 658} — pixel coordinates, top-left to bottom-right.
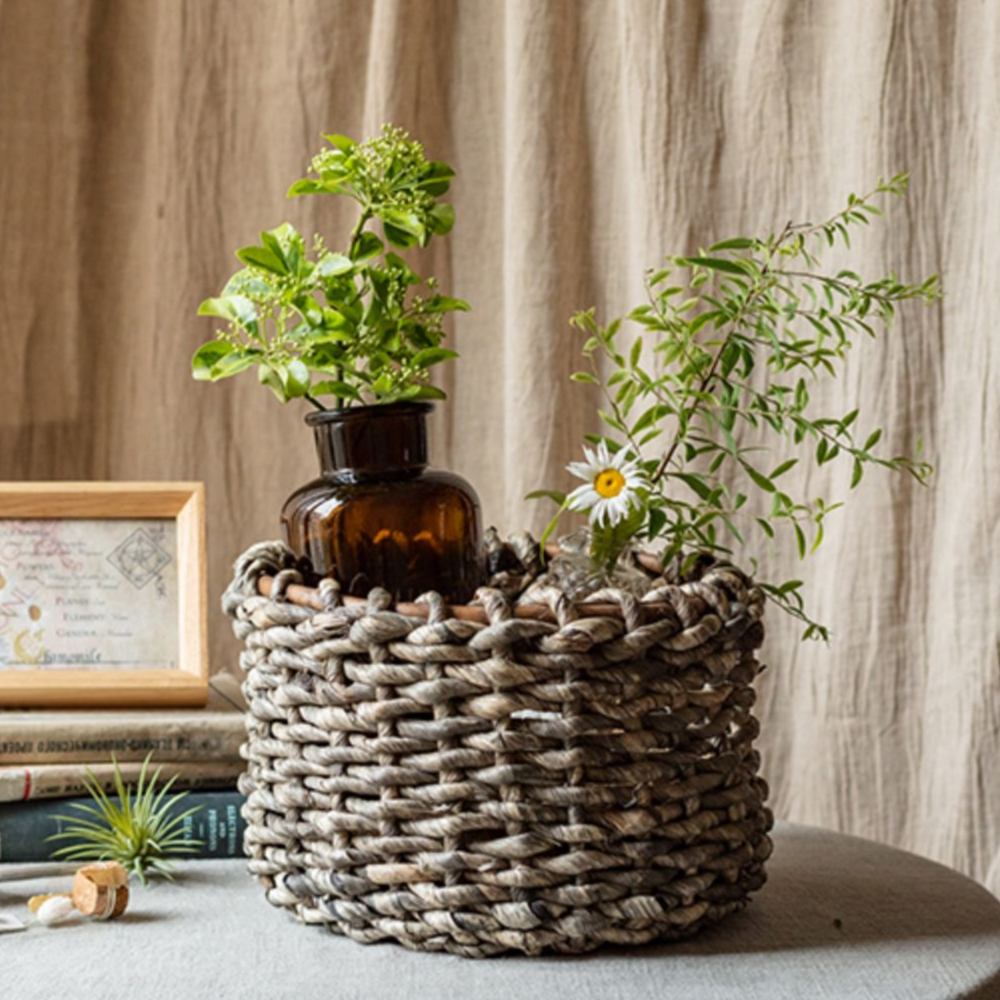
{"left": 537, "top": 175, "right": 940, "bottom": 641}
{"left": 191, "top": 125, "right": 468, "bottom": 408}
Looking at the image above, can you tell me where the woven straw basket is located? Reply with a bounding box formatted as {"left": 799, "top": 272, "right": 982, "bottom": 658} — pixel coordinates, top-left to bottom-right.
{"left": 223, "top": 539, "right": 773, "bottom": 958}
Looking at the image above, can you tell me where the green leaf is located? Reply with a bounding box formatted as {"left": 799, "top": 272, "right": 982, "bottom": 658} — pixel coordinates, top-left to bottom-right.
{"left": 742, "top": 462, "right": 776, "bottom": 493}
{"left": 382, "top": 207, "right": 426, "bottom": 239}
{"left": 382, "top": 223, "right": 419, "bottom": 250}
{"left": 811, "top": 519, "right": 825, "bottom": 553}
{"left": 525, "top": 489, "right": 567, "bottom": 506}
{"left": 312, "top": 380, "right": 361, "bottom": 401}
{"left": 708, "top": 237, "right": 755, "bottom": 251}
{"left": 720, "top": 340, "right": 742, "bottom": 377}
{"left": 191, "top": 340, "right": 234, "bottom": 380}
{"left": 259, "top": 228, "right": 289, "bottom": 269}
{"left": 417, "top": 163, "right": 456, "bottom": 197}
{"left": 293, "top": 295, "right": 323, "bottom": 326}
{"left": 258, "top": 363, "right": 288, "bottom": 402}
{"left": 646, "top": 506, "right": 668, "bottom": 541}
{"left": 286, "top": 178, "right": 326, "bottom": 197}
{"left": 317, "top": 253, "right": 354, "bottom": 277}
{"left": 794, "top": 523, "right": 807, "bottom": 559}
{"left": 538, "top": 498, "right": 571, "bottom": 563}
{"left": 323, "top": 133, "right": 357, "bottom": 153}
{"left": 674, "top": 472, "right": 715, "bottom": 502}
{"left": 864, "top": 429, "right": 883, "bottom": 451}
{"left": 690, "top": 310, "right": 721, "bottom": 335}
{"left": 676, "top": 256, "right": 750, "bottom": 276}
{"left": 303, "top": 326, "right": 354, "bottom": 346}
{"left": 197, "top": 297, "right": 237, "bottom": 322}
{"left": 851, "top": 458, "right": 864, "bottom": 488}
{"left": 197, "top": 295, "right": 259, "bottom": 336}
{"left": 211, "top": 351, "right": 256, "bottom": 379}
{"left": 794, "top": 378, "right": 809, "bottom": 411}
{"left": 221, "top": 269, "right": 270, "bottom": 299}
{"left": 281, "top": 360, "right": 310, "bottom": 397}
{"left": 629, "top": 337, "right": 643, "bottom": 368}
{"left": 756, "top": 517, "right": 775, "bottom": 539}
{"left": 423, "top": 295, "right": 470, "bottom": 314}
{"left": 770, "top": 458, "right": 798, "bottom": 478}
{"left": 235, "top": 245, "right": 287, "bottom": 274}
{"left": 408, "top": 384, "right": 448, "bottom": 400}
{"left": 631, "top": 403, "right": 671, "bottom": 434}
{"left": 427, "top": 203, "right": 456, "bottom": 235}
{"left": 570, "top": 372, "right": 599, "bottom": 384}
{"left": 412, "top": 347, "right": 459, "bottom": 368}
{"left": 351, "top": 232, "right": 384, "bottom": 263}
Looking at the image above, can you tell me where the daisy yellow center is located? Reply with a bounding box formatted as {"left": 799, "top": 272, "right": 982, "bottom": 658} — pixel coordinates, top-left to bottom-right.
{"left": 594, "top": 468, "right": 625, "bottom": 498}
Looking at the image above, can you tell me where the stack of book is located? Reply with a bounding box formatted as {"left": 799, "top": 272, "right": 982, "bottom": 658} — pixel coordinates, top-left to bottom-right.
{"left": 0, "top": 673, "right": 248, "bottom": 864}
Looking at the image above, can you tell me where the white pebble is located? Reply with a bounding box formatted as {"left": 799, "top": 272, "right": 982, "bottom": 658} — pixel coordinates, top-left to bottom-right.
{"left": 36, "top": 896, "right": 76, "bottom": 925}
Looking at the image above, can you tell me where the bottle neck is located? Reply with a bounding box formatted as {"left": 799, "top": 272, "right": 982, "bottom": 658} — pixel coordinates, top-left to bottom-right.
{"left": 307, "top": 403, "right": 430, "bottom": 480}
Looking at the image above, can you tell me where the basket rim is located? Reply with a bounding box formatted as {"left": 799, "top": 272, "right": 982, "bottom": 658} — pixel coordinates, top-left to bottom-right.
{"left": 255, "top": 549, "right": 740, "bottom": 625}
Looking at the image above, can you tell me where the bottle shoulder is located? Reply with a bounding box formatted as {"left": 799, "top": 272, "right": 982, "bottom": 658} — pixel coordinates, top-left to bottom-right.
{"left": 281, "top": 456, "right": 485, "bottom": 601}
{"left": 284, "top": 467, "right": 478, "bottom": 500}
{"left": 414, "top": 468, "right": 482, "bottom": 503}
{"left": 282, "top": 466, "right": 480, "bottom": 520}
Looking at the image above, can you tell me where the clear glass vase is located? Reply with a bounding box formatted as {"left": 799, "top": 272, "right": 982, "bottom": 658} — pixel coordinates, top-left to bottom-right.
{"left": 536, "top": 529, "right": 652, "bottom": 600}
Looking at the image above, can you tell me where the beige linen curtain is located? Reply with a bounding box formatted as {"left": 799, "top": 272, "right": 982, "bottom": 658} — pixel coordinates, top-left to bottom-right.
{"left": 2, "top": 0, "right": 998, "bottom": 895}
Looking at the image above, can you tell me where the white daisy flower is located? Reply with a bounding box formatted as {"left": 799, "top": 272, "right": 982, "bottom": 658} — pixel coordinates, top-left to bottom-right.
{"left": 566, "top": 442, "right": 648, "bottom": 527}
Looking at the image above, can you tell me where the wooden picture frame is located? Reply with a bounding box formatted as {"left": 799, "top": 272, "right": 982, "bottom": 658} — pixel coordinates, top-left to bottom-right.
{"left": 0, "top": 482, "right": 207, "bottom": 708}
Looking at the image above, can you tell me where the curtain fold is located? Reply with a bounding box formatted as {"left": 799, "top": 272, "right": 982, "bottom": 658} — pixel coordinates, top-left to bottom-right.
{"left": 1, "top": 0, "right": 997, "bottom": 894}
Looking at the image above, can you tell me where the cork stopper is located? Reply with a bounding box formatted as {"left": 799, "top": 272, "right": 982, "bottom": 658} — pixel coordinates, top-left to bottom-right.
{"left": 71, "top": 862, "right": 130, "bottom": 920}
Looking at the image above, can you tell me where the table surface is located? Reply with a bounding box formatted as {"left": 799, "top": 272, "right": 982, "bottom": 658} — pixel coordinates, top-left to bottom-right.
{"left": 3, "top": 822, "right": 1000, "bottom": 1000}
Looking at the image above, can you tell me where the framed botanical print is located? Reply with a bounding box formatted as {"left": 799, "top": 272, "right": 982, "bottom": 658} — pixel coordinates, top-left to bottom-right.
{"left": 0, "top": 483, "right": 207, "bottom": 707}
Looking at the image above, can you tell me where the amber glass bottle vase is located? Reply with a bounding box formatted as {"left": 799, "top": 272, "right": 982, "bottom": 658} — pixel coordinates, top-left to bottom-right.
{"left": 281, "top": 403, "right": 484, "bottom": 604}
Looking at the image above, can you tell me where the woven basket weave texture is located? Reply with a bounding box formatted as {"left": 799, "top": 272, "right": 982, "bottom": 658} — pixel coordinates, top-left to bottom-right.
{"left": 224, "top": 540, "right": 773, "bottom": 958}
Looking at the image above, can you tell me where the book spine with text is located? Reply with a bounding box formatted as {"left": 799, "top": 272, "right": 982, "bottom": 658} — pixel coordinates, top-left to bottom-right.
{"left": 0, "top": 760, "right": 245, "bottom": 802}
{"left": 0, "top": 790, "right": 247, "bottom": 863}
{"left": 0, "top": 719, "right": 245, "bottom": 765}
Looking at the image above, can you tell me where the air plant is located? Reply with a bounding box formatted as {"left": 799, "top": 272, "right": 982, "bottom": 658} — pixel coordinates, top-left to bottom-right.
{"left": 47, "top": 754, "right": 203, "bottom": 885}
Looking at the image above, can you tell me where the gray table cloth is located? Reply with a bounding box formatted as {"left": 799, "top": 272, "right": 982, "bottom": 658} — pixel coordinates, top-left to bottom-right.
{"left": 3, "top": 822, "right": 999, "bottom": 1000}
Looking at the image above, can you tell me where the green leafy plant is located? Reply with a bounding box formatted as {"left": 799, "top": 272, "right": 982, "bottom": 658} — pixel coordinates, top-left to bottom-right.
{"left": 192, "top": 124, "right": 468, "bottom": 409}
{"left": 47, "top": 754, "right": 204, "bottom": 885}
{"left": 534, "top": 175, "right": 941, "bottom": 640}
